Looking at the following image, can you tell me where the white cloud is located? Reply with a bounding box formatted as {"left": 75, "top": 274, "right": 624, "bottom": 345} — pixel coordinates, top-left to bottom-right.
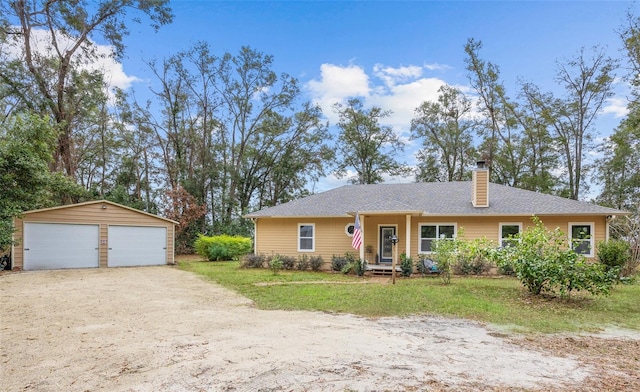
{"left": 372, "top": 64, "right": 423, "bottom": 87}
{"left": 424, "top": 62, "right": 452, "bottom": 71}
{"left": 306, "top": 63, "right": 449, "bottom": 134}
{"left": 601, "top": 97, "right": 629, "bottom": 118}
{"left": 4, "top": 28, "right": 139, "bottom": 93}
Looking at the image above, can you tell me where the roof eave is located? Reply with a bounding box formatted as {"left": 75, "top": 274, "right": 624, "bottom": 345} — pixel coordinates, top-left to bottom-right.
{"left": 21, "top": 200, "right": 179, "bottom": 224}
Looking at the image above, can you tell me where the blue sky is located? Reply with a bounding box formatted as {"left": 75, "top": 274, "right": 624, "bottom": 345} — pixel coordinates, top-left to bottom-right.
{"left": 93, "top": 1, "right": 640, "bottom": 192}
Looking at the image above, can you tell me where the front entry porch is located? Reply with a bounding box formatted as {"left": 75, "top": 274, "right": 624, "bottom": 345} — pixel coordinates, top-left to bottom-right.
{"left": 365, "top": 263, "right": 402, "bottom": 276}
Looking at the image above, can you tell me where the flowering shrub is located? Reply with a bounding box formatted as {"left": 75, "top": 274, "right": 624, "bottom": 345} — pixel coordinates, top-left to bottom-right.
{"left": 491, "top": 217, "right": 618, "bottom": 297}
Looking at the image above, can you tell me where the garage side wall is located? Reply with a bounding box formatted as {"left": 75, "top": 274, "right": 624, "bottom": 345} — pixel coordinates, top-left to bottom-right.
{"left": 13, "top": 202, "right": 175, "bottom": 269}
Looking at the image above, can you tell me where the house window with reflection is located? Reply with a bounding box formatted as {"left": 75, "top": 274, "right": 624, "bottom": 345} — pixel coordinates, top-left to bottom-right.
{"left": 499, "top": 223, "right": 522, "bottom": 248}
{"left": 569, "top": 223, "right": 594, "bottom": 257}
{"left": 298, "top": 224, "right": 315, "bottom": 252}
{"left": 419, "top": 224, "right": 456, "bottom": 253}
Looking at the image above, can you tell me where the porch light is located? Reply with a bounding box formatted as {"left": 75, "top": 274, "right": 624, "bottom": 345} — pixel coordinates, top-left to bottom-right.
{"left": 390, "top": 235, "right": 398, "bottom": 245}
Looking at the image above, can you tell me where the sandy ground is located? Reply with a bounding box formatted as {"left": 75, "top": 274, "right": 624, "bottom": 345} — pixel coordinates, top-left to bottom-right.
{"left": 0, "top": 266, "right": 638, "bottom": 392}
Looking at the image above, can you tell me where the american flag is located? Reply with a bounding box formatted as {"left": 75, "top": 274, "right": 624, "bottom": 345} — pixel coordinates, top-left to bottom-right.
{"left": 351, "top": 213, "right": 362, "bottom": 250}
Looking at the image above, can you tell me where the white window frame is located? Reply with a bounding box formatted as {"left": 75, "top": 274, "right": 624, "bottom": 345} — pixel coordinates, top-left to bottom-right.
{"left": 298, "top": 223, "right": 315, "bottom": 252}
{"left": 345, "top": 223, "right": 355, "bottom": 237}
{"left": 499, "top": 222, "right": 522, "bottom": 248}
{"left": 418, "top": 223, "right": 457, "bottom": 254}
{"left": 568, "top": 222, "right": 594, "bottom": 257}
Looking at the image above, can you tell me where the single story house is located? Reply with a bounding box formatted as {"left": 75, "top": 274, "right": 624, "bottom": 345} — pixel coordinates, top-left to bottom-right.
{"left": 11, "top": 200, "right": 177, "bottom": 270}
{"left": 244, "top": 164, "right": 628, "bottom": 268}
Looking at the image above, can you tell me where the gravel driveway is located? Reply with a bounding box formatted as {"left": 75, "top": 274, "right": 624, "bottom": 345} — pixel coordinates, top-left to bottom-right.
{"left": 0, "top": 266, "right": 633, "bottom": 391}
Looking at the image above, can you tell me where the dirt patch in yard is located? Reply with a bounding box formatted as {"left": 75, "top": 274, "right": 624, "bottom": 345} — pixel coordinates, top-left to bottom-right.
{"left": 1, "top": 266, "right": 638, "bottom": 391}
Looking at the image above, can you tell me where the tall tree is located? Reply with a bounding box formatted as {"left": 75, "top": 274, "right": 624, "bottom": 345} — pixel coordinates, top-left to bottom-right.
{"left": 596, "top": 11, "right": 640, "bottom": 210}
{"left": 464, "top": 39, "right": 544, "bottom": 188}
{"left": 334, "top": 98, "right": 408, "bottom": 184}
{"left": 411, "top": 85, "right": 477, "bottom": 182}
{"left": 0, "top": 0, "right": 172, "bottom": 177}
{"left": 0, "top": 113, "right": 86, "bottom": 251}
{"left": 522, "top": 47, "right": 617, "bottom": 200}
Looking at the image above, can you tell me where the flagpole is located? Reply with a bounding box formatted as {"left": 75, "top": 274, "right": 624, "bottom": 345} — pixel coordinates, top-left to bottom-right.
{"left": 359, "top": 214, "right": 365, "bottom": 261}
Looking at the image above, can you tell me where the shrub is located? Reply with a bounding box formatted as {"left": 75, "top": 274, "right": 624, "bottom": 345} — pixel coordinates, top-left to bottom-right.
{"left": 269, "top": 255, "right": 283, "bottom": 275}
{"left": 432, "top": 238, "right": 457, "bottom": 284}
{"left": 331, "top": 255, "right": 348, "bottom": 272}
{"left": 597, "top": 239, "right": 630, "bottom": 273}
{"left": 296, "top": 255, "right": 310, "bottom": 270}
{"left": 194, "top": 234, "right": 252, "bottom": 261}
{"left": 337, "top": 252, "right": 366, "bottom": 276}
{"left": 279, "top": 255, "right": 296, "bottom": 270}
{"left": 400, "top": 253, "right": 413, "bottom": 277}
{"left": 243, "top": 253, "right": 267, "bottom": 268}
{"left": 453, "top": 239, "right": 494, "bottom": 276}
{"left": 309, "top": 255, "right": 324, "bottom": 271}
{"left": 492, "top": 217, "right": 618, "bottom": 297}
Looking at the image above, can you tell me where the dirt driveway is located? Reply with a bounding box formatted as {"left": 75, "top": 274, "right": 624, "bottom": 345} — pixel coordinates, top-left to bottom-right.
{"left": 1, "top": 267, "right": 638, "bottom": 391}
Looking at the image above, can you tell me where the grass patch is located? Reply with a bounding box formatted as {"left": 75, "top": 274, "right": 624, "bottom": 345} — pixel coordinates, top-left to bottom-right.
{"left": 179, "top": 260, "right": 640, "bottom": 334}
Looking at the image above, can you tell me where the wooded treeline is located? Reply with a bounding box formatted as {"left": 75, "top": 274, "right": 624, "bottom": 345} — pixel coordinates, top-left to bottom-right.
{"left": 1, "top": 1, "right": 639, "bottom": 253}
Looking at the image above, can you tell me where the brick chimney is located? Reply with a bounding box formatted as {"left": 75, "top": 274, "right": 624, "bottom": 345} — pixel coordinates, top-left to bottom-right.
{"left": 472, "top": 160, "right": 489, "bottom": 207}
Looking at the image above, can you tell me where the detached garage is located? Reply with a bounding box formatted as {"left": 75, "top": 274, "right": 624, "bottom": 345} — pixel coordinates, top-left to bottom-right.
{"left": 12, "top": 200, "right": 177, "bottom": 270}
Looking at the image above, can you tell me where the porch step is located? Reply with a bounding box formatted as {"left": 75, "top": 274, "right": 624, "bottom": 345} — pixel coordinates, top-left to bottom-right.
{"left": 366, "top": 264, "right": 401, "bottom": 276}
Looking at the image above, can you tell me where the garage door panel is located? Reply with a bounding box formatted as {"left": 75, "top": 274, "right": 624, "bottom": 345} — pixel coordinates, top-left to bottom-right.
{"left": 108, "top": 226, "right": 166, "bottom": 267}
{"left": 24, "top": 223, "right": 99, "bottom": 270}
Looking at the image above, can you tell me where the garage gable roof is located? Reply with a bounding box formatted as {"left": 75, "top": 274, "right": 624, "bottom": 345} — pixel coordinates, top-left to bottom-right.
{"left": 22, "top": 200, "right": 178, "bottom": 224}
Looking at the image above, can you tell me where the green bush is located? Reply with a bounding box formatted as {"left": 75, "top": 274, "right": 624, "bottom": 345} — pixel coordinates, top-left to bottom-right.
{"left": 491, "top": 217, "right": 618, "bottom": 297}
{"left": 297, "top": 255, "right": 310, "bottom": 270}
{"left": 280, "top": 255, "right": 296, "bottom": 270}
{"left": 331, "top": 255, "right": 348, "bottom": 271}
{"left": 194, "top": 234, "right": 252, "bottom": 261}
{"left": 243, "top": 253, "right": 267, "bottom": 268}
{"left": 432, "top": 238, "right": 458, "bottom": 284}
{"left": 400, "top": 253, "right": 413, "bottom": 277}
{"left": 338, "top": 252, "right": 366, "bottom": 276}
{"left": 597, "top": 239, "right": 630, "bottom": 273}
{"left": 309, "top": 255, "right": 324, "bottom": 271}
{"left": 269, "top": 255, "right": 283, "bottom": 275}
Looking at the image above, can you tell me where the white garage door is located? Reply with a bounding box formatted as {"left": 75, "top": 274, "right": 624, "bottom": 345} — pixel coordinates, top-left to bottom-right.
{"left": 108, "top": 226, "right": 167, "bottom": 267}
{"left": 23, "top": 223, "right": 99, "bottom": 270}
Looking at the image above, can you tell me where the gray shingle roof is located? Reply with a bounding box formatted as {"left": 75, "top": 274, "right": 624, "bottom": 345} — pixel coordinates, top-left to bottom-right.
{"left": 245, "top": 182, "right": 628, "bottom": 218}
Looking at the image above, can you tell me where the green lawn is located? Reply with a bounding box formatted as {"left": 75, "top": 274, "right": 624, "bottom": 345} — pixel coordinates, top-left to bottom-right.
{"left": 179, "top": 260, "right": 640, "bottom": 334}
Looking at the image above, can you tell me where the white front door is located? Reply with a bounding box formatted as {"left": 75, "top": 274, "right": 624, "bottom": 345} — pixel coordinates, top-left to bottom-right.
{"left": 23, "top": 223, "right": 99, "bottom": 270}
{"left": 108, "top": 226, "right": 167, "bottom": 267}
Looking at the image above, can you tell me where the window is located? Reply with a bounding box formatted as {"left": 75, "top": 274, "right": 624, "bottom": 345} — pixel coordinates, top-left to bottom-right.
{"left": 569, "top": 223, "right": 594, "bottom": 257}
{"left": 419, "top": 224, "right": 456, "bottom": 253}
{"left": 298, "top": 224, "right": 315, "bottom": 252}
{"left": 345, "top": 223, "right": 355, "bottom": 237}
{"left": 499, "top": 223, "right": 522, "bottom": 248}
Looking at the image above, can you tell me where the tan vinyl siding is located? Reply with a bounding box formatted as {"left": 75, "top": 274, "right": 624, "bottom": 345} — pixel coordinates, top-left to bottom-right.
{"left": 472, "top": 169, "right": 489, "bottom": 207}
{"left": 254, "top": 214, "right": 608, "bottom": 268}
{"left": 12, "top": 201, "right": 175, "bottom": 269}
{"left": 255, "top": 217, "right": 357, "bottom": 268}
{"left": 410, "top": 215, "right": 607, "bottom": 259}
